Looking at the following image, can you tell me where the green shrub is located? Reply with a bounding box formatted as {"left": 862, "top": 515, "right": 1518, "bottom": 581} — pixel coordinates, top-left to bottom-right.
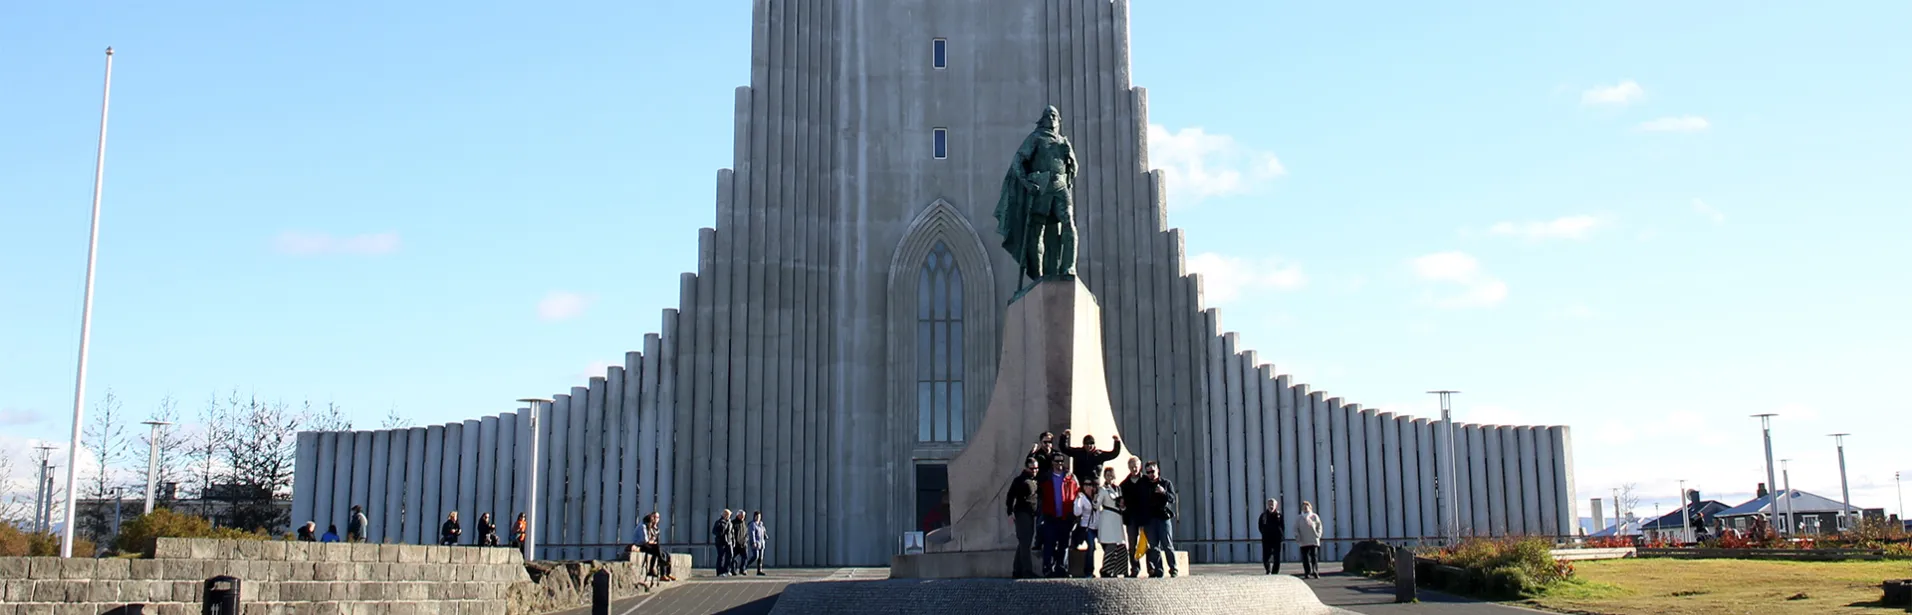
{"left": 114, "top": 509, "right": 269, "bottom": 558}
{"left": 1426, "top": 536, "right": 1569, "bottom": 599}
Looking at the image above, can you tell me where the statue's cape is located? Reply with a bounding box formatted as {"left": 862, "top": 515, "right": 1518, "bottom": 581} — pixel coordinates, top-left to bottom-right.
{"left": 994, "top": 131, "right": 1045, "bottom": 253}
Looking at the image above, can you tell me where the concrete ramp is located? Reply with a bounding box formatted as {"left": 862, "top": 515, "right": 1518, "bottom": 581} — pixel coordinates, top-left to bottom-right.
{"left": 770, "top": 576, "right": 1359, "bottom": 614}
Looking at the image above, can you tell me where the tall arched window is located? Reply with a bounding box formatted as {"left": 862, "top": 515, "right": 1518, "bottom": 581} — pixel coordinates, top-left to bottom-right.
{"left": 917, "top": 242, "right": 965, "bottom": 442}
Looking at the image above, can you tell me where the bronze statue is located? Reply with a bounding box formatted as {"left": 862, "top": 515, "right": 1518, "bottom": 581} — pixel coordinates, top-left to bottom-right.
{"left": 994, "top": 106, "right": 1079, "bottom": 298}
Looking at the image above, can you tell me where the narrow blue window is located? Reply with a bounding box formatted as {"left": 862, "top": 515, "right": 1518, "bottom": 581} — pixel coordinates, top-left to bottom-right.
{"left": 933, "top": 128, "right": 947, "bottom": 159}
{"left": 933, "top": 38, "right": 947, "bottom": 69}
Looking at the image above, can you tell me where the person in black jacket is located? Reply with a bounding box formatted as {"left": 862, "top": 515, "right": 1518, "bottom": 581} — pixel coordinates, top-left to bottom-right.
{"left": 346, "top": 505, "right": 368, "bottom": 543}
{"left": 440, "top": 511, "right": 462, "bottom": 546}
{"left": 296, "top": 521, "right": 318, "bottom": 542}
{"left": 1024, "top": 432, "right": 1058, "bottom": 470}
{"left": 712, "top": 509, "right": 735, "bottom": 576}
{"left": 1058, "top": 430, "right": 1122, "bottom": 486}
{"left": 1005, "top": 456, "right": 1042, "bottom": 578}
{"left": 1117, "top": 457, "right": 1147, "bottom": 577}
{"left": 1258, "top": 499, "right": 1284, "bottom": 574}
{"left": 1137, "top": 461, "right": 1179, "bottom": 578}
{"left": 476, "top": 512, "right": 499, "bottom": 547}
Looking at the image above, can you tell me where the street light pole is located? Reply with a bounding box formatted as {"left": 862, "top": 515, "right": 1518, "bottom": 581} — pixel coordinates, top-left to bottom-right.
{"left": 1427, "top": 390, "right": 1461, "bottom": 543}
{"left": 61, "top": 46, "right": 116, "bottom": 559}
{"left": 1829, "top": 433, "right": 1851, "bottom": 532}
{"left": 31, "top": 445, "right": 55, "bottom": 533}
{"left": 517, "top": 398, "right": 551, "bottom": 563}
{"left": 1751, "top": 414, "right": 1780, "bottom": 537}
{"left": 1779, "top": 459, "right": 1795, "bottom": 537}
{"left": 140, "top": 420, "right": 172, "bottom": 515}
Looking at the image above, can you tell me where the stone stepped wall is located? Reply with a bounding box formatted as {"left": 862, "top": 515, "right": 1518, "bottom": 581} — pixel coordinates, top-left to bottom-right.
{"left": 0, "top": 538, "right": 530, "bottom": 615}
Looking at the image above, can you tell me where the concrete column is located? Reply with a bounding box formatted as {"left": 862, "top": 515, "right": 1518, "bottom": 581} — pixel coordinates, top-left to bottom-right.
{"left": 1221, "top": 338, "right": 1247, "bottom": 563}
{"left": 1549, "top": 427, "right": 1577, "bottom": 538}
{"left": 658, "top": 306, "right": 684, "bottom": 546}
{"left": 330, "top": 431, "right": 355, "bottom": 535}
{"left": 1310, "top": 392, "right": 1332, "bottom": 554}
{"left": 1433, "top": 417, "right": 1453, "bottom": 543}
{"left": 1329, "top": 399, "right": 1352, "bottom": 560}
{"left": 620, "top": 352, "right": 644, "bottom": 550}
{"left": 1501, "top": 426, "right": 1525, "bottom": 535}
{"left": 441, "top": 422, "right": 465, "bottom": 541}
{"left": 459, "top": 419, "right": 481, "bottom": 543}
{"left": 1416, "top": 419, "right": 1437, "bottom": 545}
{"left": 690, "top": 227, "right": 718, "bottom": 556}
{"left": 1482, "top": 425, "right": 1506, "bottom": 536}
{"left": 1533, "top": 424, "right": 1558, "bottom": 537}
{"left": 1293, "top": 384, "right": 1316, "bottom": 560}
{"left": 582, "top": 377, "right": 607, "bottom": 560}
{"left": 1518, "top": 426, "right": 1542, "bottom": 536}
{"left": 347, "top": 432, "right": 371, "bottom": 532}
{"left": 1260, "top": 374, "right": 1283, "bottom": 544}
{"left": 1346, "top": 405, "right": 1369, "bottom": 542}
{"left": 404, "top": 427, "right": 427, "bottom": 544}
{"left": 1399, "top": 417, "right": 1422, "bottom": 543}
{"left": 600, "top": 368, "right": 626, "bottom": 561}
{"left": 384, "top": 426, "right": 407, "bottom": 544}
{"left": 1467, "top": 425, "right": 1489, "bottom": 537}
{"left": 1383, "top": 413, "right": 1407, "bottom": 540}
{"left": 1363, "top": 409, "right": 1385, "bottom": 541}
{"left": 1239, "top": 358, "right": 1266, "bottom": 563}
{"left": 545, "top": 394, "right": 572, "bottom": 559}
{"left": 1452, "top": 422, "right": 1473, "bottom": 537}
{"left": 496, "top": 412, "right": 517, "bottom": 540}
{"left": 477, "top": 415, "right": 499, "bottom": 533}
{"left": 1200, "top": 309, "right": 1225, "bottom": 562}
{"left": 566, "top": 386, "right": 590, "bottom": 559}
{"left": 292, "top": 432, "right": 318, "bottom": 536}
{"left": 422, "top": 425, "right": 444, "bottom": 543}
{"left": 366, "top": 430, "right": 389, "bottom": 543}
{"left": 310, "top": 432, "right": 336, "bottom": 535}
{"left": 537, "top": 399, "right": 560, "bottom": 558}
{"left": 1276, "top": 378, "right": 1300, "bottom": 561}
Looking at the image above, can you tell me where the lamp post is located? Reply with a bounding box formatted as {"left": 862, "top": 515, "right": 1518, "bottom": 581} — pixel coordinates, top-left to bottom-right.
{"left": 1779, "top": 459, "right": 1795, "bottom": 537}
{"left": 60, "top": 46, "right": 116, "bottom": 559}
{"left": 31, "top": 445, "right": 55, "bottom": 533}
{"left": 517, "top": 398, "right": 551, "bottom": 563}
{"left": 1750, "top": 414, "right": 1780, "bottom": 536}
{"left": 140, "top": 420, "right": 172, "bottom": 515}
{"left": 1427, "top": 390, "right": 1461, "bottom": 544}
{"left": 1678, "top": 479, "right": 1691, "bottom": 544}
{"left": 1829, "top": 433, "right": 1852, "bottom": 532}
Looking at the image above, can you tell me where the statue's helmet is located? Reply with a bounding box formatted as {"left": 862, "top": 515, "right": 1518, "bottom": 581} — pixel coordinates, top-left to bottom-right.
{"left": 1039, "top": 105, "right": 1060, "bottom": 127}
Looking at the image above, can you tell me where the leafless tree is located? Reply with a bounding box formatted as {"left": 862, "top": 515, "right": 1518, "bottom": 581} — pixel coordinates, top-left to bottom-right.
{"left": 0, "top": 448, "right": 30, "bottom": 525}
{"left": 1618, "top": 483, "right": 1642, "bottom": 521}
{"left": 80, "top": 389, "right": 130, "bottom": 539}
{"left": 188, "top": 393, "right": 232, "bottom": 501}
{"left": 307, "top": 401, "right": 351, "bottom": 432}
{"left": 380, "top": 405, "right": 408, "bottom": 429}
{"left": 140, "top": 395, "right": 190, "bottom": 507}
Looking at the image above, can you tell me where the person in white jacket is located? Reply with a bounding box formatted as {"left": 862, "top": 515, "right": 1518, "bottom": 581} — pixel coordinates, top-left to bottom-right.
{"left": 1296, "top": 501, "right": 1324, "bottom": 579}
{"left": 1095, "top": 476, "right": 1128, "bottom": 578}
{"left": 1072, "top": 483, "right": 1099, "bottom": 578}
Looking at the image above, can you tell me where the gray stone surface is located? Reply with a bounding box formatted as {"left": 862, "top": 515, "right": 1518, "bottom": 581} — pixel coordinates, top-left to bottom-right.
{"left": 772, "top": 576, "right": 1357, "bottom": 615}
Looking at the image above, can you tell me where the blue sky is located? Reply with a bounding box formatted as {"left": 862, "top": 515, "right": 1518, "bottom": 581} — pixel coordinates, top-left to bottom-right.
{"left": 3, "top": 1, "right": 1907, "bottom": 523}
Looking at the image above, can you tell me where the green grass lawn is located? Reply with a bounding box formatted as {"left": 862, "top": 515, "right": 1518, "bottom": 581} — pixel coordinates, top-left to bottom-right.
{"left": 1520, "top": 558, "right": 1912, "bottom": 615}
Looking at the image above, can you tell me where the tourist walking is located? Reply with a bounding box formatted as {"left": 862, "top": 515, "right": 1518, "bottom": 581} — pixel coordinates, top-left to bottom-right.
{"left": 747, "top": 511, "right": 767, "bottom": 575}
{"left": 476, "top": 512, "right": 499, "bottom": 547}
{"left": 1073, "top": 483, "right": 1099, "bottom": 577}
{"left": 1297, "top": 501, "right": 1322, "bottom": 579}
{"left": 1036, "top": 453, "right": 1081, "bottom": 578}
{"left": 1118, "top": 457, "right": 1147, "bottom": 577}
{"left": 730, "top": 510, "right": 748, "bottom": 575}
{"left": 1058, "top": 430, "right": 1123, "bottom": 485}
{"left": 711, "top": 509, "right": 735, "bottom": 576}
{"left": 1258, "top": 498, "right": 1285, "bottom": 574}
{"left": 1137, "top": 461, "right": 1179, "bottom": 578}
{"left": 1095, "top": 471, "right": 1129, "bottom": 578}
{"left": 440, "top": 511, "right": 462, "bottom": 546}
{"left": 346, "top": 505, "right": 368, "bottom": 543}
{"left": 1006, "top": 456, "right": 1041, "bottom": 578}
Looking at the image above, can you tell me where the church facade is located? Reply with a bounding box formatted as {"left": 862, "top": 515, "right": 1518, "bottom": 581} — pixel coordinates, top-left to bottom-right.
{"left": 291, "top": 0, "right": 1577, "bottom": 566}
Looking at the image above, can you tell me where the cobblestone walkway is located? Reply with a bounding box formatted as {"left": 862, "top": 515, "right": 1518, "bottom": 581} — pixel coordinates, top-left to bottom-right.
{"left": 560, "top": 563, "right": 1542, "bottom": 615}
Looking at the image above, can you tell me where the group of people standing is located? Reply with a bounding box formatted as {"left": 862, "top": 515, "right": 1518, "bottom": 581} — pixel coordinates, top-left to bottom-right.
{"left": 1257, "top": 498, "right": 1324, "bottom": 578}
{"left": 709, "top": 509, "right": 769, "bottom": 577}
{"left": 1006, "top": 430, "right": 1181, "bottom": 579}
{"left": 294, "top": 506, "right": 528, "bottom": 549}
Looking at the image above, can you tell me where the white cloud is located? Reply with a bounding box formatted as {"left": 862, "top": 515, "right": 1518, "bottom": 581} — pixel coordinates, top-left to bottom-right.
{"left": 273, "top": 231, "right": 401, "bottom": 256}
{"left": 0, "top": 408, "right": 42, "bottom": 426}
{"left": 1187, "top": 252, "right": 1307, "bottom": 304}
{"left": 1636, "top": 116, "right": 1711, "bottom": 133}
{"left": 1692, "top": 198, "right": 1726, "bottom": 224}
{"left": 1487, "top": 215, "right": 1606, "bottom": 241}
{"left": 1556, "top": 304, "right": 1598, "bottom": 320}
{"left": 536, "top": 291, "right": 592, "bottom": 321}
{"left": 1409, "top": 251, "right": 1508, "bottom": 309}
{"left": 1582, "top": 80, "right": 1646, "bottom": 106}
{"left": 1147, "top": 124, "right": 1286, "bottom": 206}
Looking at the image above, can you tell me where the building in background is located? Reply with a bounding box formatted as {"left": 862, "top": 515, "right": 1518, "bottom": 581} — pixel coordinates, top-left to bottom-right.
{"left": 289, "top": 0, "right": 1578, "bottom": 565}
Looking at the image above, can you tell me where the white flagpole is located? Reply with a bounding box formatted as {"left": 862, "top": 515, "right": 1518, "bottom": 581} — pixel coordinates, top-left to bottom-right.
{"left": 61, "top": 46, "right": 114, "bottom": 559}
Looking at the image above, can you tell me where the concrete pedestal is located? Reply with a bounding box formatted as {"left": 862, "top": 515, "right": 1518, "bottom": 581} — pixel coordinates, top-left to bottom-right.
{"left": 936, "top": 279, "right": 1140, "bottom": 556}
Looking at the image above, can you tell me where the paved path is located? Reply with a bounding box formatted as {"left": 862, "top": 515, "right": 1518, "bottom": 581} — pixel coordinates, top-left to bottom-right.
{"left": 559, "top": 563, "right": 1544, "bottom": 615}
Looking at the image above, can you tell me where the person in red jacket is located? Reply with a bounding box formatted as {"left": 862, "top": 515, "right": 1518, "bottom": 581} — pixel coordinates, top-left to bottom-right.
{"left": 1035, "top": 453, "right": 1080, "bottom": 577}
